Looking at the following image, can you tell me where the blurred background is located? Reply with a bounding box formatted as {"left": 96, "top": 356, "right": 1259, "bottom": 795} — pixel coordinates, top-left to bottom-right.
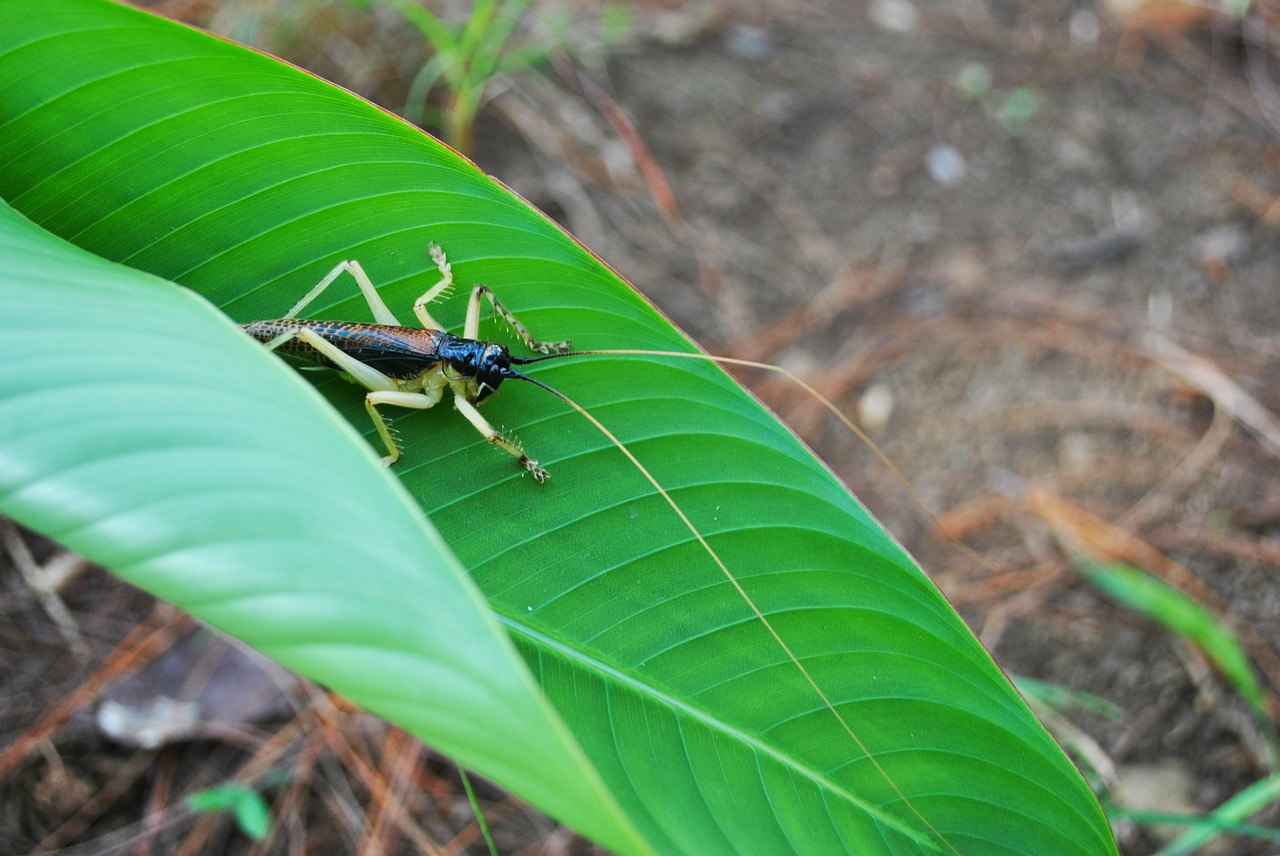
{"left": 4, "top": 1, "right": 1280, "bottom": 852}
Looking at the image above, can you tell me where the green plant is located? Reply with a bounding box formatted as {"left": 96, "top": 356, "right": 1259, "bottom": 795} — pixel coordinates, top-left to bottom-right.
{"left": 1013, "top": 675, "right": 1124, "bottom": 721}
{"left": 0, "top": 1, "right": 1116, "bottom": 852}
{"left": 1077, "top": 561, "right": 1280, "bottom": 850}
{"left": 1103, "top": 775, "right": 1280, "bottom": 854}
{"left": 187, "top": 783, "right": 272, "bottom": 841}
{"left": 355, "top": 0, "right": 565, "bottom": 153}
{"left": 994, "top": 87, "right": 1041, "bottom": 137}
{"left": 953, "top": 63, "right": 1040, "bottom": 138}
{"left": 1082, "top": 561, "right": 1278, "bottom": 766}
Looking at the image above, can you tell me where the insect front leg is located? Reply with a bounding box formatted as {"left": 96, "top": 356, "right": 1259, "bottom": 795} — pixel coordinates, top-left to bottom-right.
{"left": 463, "top": 284, "right": 571, "bottom": 355}
{"left": 287, "top": 259, "right": 402, "bottom": 325}
{"left": 452, "top": 396, "right": 549, "bottom": 482}
{"left": 410, "top": 242, "right": 456, "bottom": 332}
{"left": 412, "top": 242, "right": 569, "bottom": 353}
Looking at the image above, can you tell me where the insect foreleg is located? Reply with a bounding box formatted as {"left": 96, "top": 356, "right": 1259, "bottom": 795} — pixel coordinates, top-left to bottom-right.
{"left": 452, "top": 396, "right": 549, "bottom": 482}
{"left": 409, "top": 241, "right": 567, "bottom": 352}
{"left": 463, "top": 284, "right": 571, "bottom": 355}
{"left": 286, "top": 259, "right": 401, "bottom": 326}
{"left": 410, "top": 242, "right": 456, "bottom": 332}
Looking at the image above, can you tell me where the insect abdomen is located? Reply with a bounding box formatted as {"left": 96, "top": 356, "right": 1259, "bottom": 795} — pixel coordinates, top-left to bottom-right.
{"left": 241, "top": 320, "right": 448, "bottom": 379}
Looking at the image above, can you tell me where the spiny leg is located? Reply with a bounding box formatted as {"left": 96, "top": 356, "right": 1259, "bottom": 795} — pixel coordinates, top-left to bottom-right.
{"left": 463, "top": 284, "right": 571, "bottom": 355}
{"left": 363, "top": 389, "right": 448, "bottom": 466}
{"left": 287, "top": 259, "right": 401, "bottom": 326}
{"left": 260, "top": 328, "right": 409, "bottom": 465}
{"left": 452, "top": 396, "right": 549, "bottom": 482}
{"left": 411, "top": 242, "right": 455, "bottom": 332}
{"left": 411, "top": 242, "right": 570, "bottom": 353}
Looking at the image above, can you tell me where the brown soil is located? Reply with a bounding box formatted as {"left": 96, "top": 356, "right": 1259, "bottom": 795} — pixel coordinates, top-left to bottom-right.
{"left": 4, "top": 1, "right": 1280, "bottom": 854}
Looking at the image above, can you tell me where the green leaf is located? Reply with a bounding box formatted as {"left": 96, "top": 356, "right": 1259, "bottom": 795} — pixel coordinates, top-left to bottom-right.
{"left": 0, "top": 197, "right": 646, "bottom": 855}
{"left": 0, "top": 1, "right": 1115, "bottom": 853}
{"left": 1012, "top": 676, "right": 1123, "bottom": 720}
{"left": 1081, "top": 562, "right": 1277, "bottom": 763}
{"left": 187, "top": 784, "right": 272, "bottom": 840}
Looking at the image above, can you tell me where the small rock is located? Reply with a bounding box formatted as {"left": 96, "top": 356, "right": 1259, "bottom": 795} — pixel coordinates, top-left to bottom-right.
{"left": 925, "top": 145, "right": 966, "bottom": 185}
{"left": 1114, "top": 761, "right": 1230, "bottom": 854}
{"left": 1059, "top": 432, "right": 1096, "bottom": 469}
{"left": 723, "top": 23, "right": 775, "bottom": 60}
{"left": 98, "top": 697, "right": 201, "bottom": 749}
{"left": 1044, "top": 198, "right": 1148, "bottom": 271}
{"left": 868, "top": 0, "right": 918, "bottom": 33}
{"left": 1069, "top": 9, "right": 1101, "bottom": 44}
{"left": 858, "top": 383, "right": 895, "bottom": 432}
{"left": 1196, "top": 224, "right": 1249, "bottom": 284}
{"left": 955, "top": 63, "right": 993, "bottom": 100}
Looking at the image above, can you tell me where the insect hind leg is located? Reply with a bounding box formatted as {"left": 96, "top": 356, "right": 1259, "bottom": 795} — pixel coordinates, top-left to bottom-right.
{"left": 258, "top": 327, "right": 408, "bottom": 465}
{"left": 287, "top": 259, "right": 401, "bottom": 326}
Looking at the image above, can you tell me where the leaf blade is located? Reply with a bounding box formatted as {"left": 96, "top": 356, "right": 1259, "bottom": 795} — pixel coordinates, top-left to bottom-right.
{"left": 0, "top": 198, "right": 649, "bottom": 855}
{"left": 0, "top": 2, "right": 1116, "bottom": 853}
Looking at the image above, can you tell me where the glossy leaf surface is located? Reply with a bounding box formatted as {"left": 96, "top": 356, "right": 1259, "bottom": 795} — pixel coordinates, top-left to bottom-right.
{"left": 0, "top": 2, "right": 1116, "bottom": 853}
{"left": 0, "top": 198, "right": 646, "bottom": 854}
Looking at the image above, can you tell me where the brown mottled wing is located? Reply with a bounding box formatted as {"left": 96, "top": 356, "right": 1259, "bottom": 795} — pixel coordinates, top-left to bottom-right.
{"left": 241, "top": 320, "right": 447, "bottom": 380}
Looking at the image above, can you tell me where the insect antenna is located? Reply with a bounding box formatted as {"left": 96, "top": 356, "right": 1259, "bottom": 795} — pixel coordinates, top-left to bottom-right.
{"left": 512, "top": 347, "right": 942, "bottom": 531}
{"left": 503, "top": 349, "right": 960, "bottom": 852}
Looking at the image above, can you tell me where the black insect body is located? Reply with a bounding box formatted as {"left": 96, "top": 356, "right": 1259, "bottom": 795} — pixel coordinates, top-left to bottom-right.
{"left": 241, "top": 245, "right": 569, "bottom": 480}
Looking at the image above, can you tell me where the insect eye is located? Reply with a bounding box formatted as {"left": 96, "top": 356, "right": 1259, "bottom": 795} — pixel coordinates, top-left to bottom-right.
{"left": 485, "top": 344, "right": 510, "bottom": 368}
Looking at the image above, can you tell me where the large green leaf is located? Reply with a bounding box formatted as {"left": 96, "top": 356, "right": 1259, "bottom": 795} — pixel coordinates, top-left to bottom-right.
{"left": 0, "top": 1, "right": 1116, "bottom": 853}
{"left": 0, "top": 198, "right": 648, "bottom": 855}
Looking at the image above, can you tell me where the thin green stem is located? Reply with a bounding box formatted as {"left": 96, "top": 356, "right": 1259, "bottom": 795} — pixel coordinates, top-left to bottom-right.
{"left": 459, "top": 767, "right": 499, "bottom": 856}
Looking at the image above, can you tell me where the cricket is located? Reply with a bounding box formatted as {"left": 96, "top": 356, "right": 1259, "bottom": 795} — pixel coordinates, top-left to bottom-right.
{"left": 241, "top": 241, "right": 875, "bottom": 483}
{"left": 242, "top": 241, "right": 944, "bottom": 842}
{"left": 241, "top": 243, "right": 575, "bottom": 480}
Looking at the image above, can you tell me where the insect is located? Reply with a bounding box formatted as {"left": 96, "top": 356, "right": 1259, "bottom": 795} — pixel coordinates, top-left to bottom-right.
{"left": 242, "top": 242, "right": 874, "bottom": 484}
{"left": 240, "top": 239, "right": 888, "bottom": 704}
{"left": 241, "top": 243, "right": 575, "bottom": 481}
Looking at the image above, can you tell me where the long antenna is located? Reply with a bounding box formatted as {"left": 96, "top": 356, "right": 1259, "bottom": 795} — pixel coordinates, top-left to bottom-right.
{"left": 506, "top": 358, "right": 959, "bottom": 854}
{"left": 512, "top": 347, "right": 950, "bottom": 541}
